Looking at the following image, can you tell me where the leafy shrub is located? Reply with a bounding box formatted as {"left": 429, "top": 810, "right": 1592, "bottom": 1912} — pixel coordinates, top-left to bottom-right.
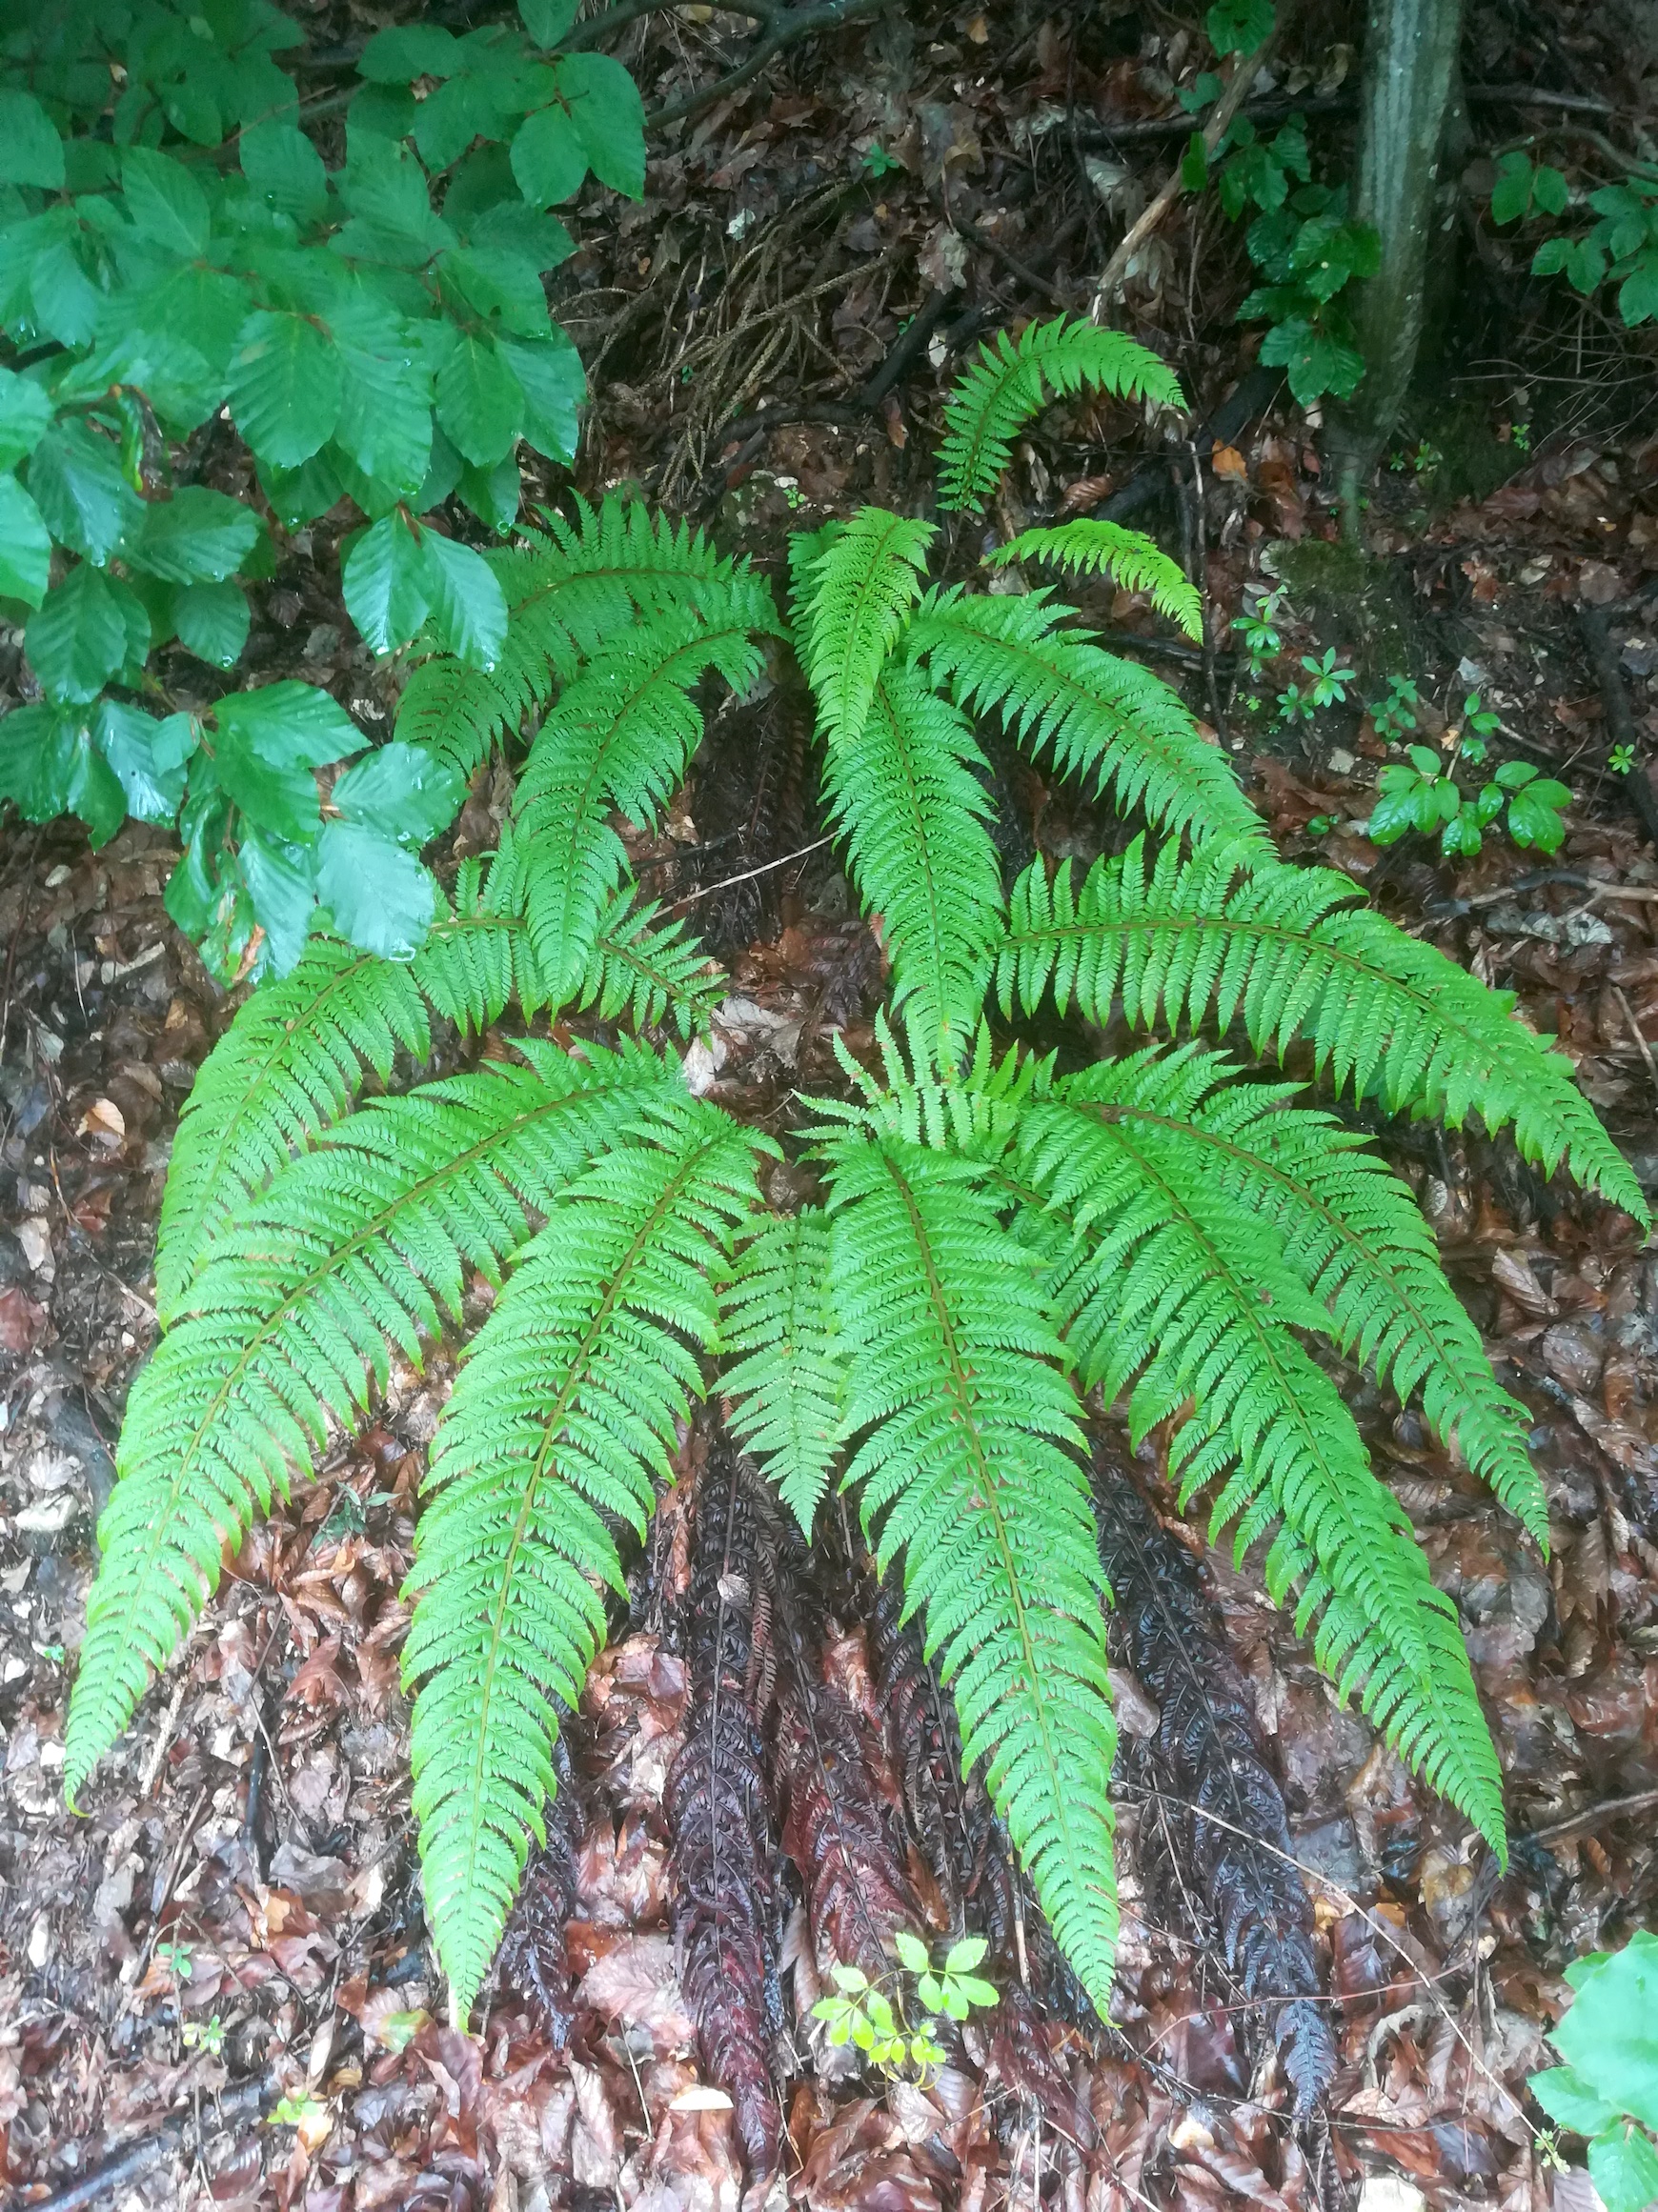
{"left": 1531, "top": 1931, "right": 1658, "bottom": 2212}
{"left": 63, "top": 317, "right": 1645, "bottom": 2042}
{"left": 1492, "top": 153, "right": 1658, "bottom": 328}
{"left": 1366, "top": 691, "right": 1571, "bottom": 858}
{"left": 0, "top": 0, "right": 645, "bottom": 981}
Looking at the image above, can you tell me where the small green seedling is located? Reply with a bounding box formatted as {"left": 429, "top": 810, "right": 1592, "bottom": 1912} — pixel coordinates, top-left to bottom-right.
{"left": 1370, "top": 705, "right": 1571, "bottom": 856}
{"left": 812, "top": 1934, "right": 1000, "bottom": 2081}
{"left": 861, "top": 143, "right": 902, "bottom": 178}
{"left": 1301, "top": 647, "right": 1356, "bottom": 710}
{"left": 1369, "top": 674, "right": 1421, "bottom": 743}
{"left": 154, "top": 1941, "right": 194, "bottom": 1979}
{"left": 267, "top": 2093, "right": 331, "bottom": 2130}
{"left": 182, "top": 2015, "right": 225, "bottom": 2055}
{"left": 1529, "top": 1930, "right": 1658, "bottom": 2212}
{"left": 1231, "top": 587, "right": 1286, "bottom": 682}
{"left": 1610, "top": 743, "right": 1636, "bottom": 775}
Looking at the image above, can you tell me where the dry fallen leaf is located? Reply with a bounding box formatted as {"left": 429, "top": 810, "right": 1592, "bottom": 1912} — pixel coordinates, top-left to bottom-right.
{"left": 1210, "top": 444, "right": 1248, "bottom": 480}
{"left": 76, "top": 1096, "right": 126, "bottom": 1146}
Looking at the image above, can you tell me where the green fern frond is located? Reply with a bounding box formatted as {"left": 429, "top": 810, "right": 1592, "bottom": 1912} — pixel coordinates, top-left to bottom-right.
{"left": 1055, "top": 1047, "right": 1546, "bottom": 1541}
{"left": 721, "top": 1209, "right": 845, "bottom": 1534}
{"left": 1013, "top": 1066, "right": 1507, "bottom": 1854}
{"left": 904, "top": 588, "right": 1267, "bottom": 853}
{"left": 987, "top": 521, "right": 1203, "bottom": 641}
{"left": 812, "top": 1014, "right": 1046, "bottom": 1158}
{"left": 999, "top": 836, "right": 1647, "bottom": 1217}
{"left": 154, "top": 887, "right": 530, "bottom": 1326}
{"left": 405, "top": 1095, "right": 770, "bottom": 2016}
{"left": 397, "top": 497, "right": 778, "bottom": 776}
{"left": 795, "top": 507, "right": 936, "bottom": 748}
{"left": 572, "top": 886, "right": 723, "bottom": 1036}
{"left": 508, "top": 596, "right": 772, "bottom": 1001}
{"left": 64, "top": 1040, "right": 683, "bottom": 1804}
{"left": 819, "top": 667, "right": 1005, "bottom": 1065}
{"left": 822, "top": 1127, "right": 1120, "bottom": 2011}
{"left": 938, "top": 315, "right": 1185, "bottom": 514}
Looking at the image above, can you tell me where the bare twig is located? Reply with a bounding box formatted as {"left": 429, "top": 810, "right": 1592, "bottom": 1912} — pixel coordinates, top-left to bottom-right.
{"left": 27, "top": 2074, "right": 274, "bottom": 2212}
{"left": 1091, "top": 22, "right": 1284, "bottom": 315}
{"left": 648, "top": 0, "right": 883, "bottom": 130}
{"left": 1613, "top": 982, "right": 1658, "bottom": 1101}
{"left": 672, "top": 835, "right": 832, "bottom": 908}
{"left": 1523, "top": 1784, "right": 1658, "bottom": 1846}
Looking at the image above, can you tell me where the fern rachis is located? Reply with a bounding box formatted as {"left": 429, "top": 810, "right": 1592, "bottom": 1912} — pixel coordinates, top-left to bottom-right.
{"left": 68, "top": 315, "right": 1645, "bottom": 2061}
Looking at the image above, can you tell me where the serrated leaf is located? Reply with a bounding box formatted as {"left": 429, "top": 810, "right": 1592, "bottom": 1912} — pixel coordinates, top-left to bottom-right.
{"left": 94, "top": 698, "right": 192, "bottom": 823}
{"left": 519, "top": 0, "right": 578, "bottom": 42}
{"left": 174, "top": 581, "right": 252, "bottom": 668}
{"left": 1531, "top": 2066, "right": 1620, "bottom": 2137}
{"left": 0, "top": 702, "right": 126, "bottom": 844}
{"left": 212, "top": 683, "right": 362, "bottom": 843}
{"left": 27, "top": 419, "right": 145, "bottom": 566}
{"left": 121, "top": 147, "right": 211, "bottom": 256}
{"left": 343, "top": 512, "right": 433, "bottom": 655}
{"left": 228, "top": 309, "right": 343, "bottom": 469}
{"left": 944, "top": 1936, "right": 988, "bottom": 1972}
{"left": 419, "top": 530, "right": 509, "bottom": 667}
{"left": 1205, "top": 0, "right": 1274, "bottom": 53}
{"left": 239, "top": 119, "right": 330, "bottom": 225}
{"left": 0, "top": 475, "right": 51, "bottom": 607}
{"left": 240, "top": 831, "right": 319, "bottom": 974}
{"left": 552, "top": 53, "right": 645, "bottom": 198}
{"left": 0, "top": 370, "right": 53, "bottom": 472}
{"left": 331, "top": 739, "right": 466, "bottom": 847}
{"left": 357, "top": 25, "right": 463, "bottom": 83}
{"left": 131, "top": 488, "right": 260, "bottom": 584}
{"left": 27, "top": 565, "right": 134, "bottom": 704}
{"left": 435, "top": 332, "right": 523, "bottom": 466}
{"left": 893, "top": 1930, "right": 930, "bottom": 1972}
{"left": 315, "top": 818, "right": 436, "bottom": 957}
{"left": 1588, "top": 2125, "right": 1658, "bottom": 2212}
{"left": 511, "top": 102, "right": 588, "bottom": 208}
{"left": 496, "top": 333, "right": 583, "bottom": 462}
{"left": 0, "top": 90, "right": 64, "bottom": 190}
{"left": 330, "top": 293, "right": 433, "bottom": 494}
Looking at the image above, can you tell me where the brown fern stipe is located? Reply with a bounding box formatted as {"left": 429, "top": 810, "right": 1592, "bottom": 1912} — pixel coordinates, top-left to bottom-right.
{"left": 1092, "top": 1442, "right": 1339, "bottom": 2116}
{"left": 666, "top": 1442, "right": 783, "bottom": 2180}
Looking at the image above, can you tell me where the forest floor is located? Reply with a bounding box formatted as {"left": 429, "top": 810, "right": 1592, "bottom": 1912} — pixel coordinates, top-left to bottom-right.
{"left": 4, "top": 2, "right": 1658, "bottom": 2209}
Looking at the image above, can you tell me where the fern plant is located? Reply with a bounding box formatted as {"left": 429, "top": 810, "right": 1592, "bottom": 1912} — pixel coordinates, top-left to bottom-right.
{"left": 64, "top": 316, "right": 1647, "bottom": 2057}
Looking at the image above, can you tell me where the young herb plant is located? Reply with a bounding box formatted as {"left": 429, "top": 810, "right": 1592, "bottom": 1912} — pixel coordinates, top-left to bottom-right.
{"left": 1369, "top": 694, "right": 1569, "bottom": 857}
{"left": 813, "top": 1934, "right": 1000, "bottom": 2081}
{"left": 63, "top": 318, "right": 1645, "bottom": 2053}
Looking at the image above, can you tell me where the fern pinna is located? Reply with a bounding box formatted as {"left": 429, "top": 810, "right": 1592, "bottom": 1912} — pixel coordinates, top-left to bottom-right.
{"left": 66, "top": 316, "right": 1645, "bottom": 2056}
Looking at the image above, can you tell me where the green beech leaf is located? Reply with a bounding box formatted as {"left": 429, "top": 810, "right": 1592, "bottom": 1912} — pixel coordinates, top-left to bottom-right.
{"left": 27, "top": 420, "right": 146, "bottom": 566}
{"left": 1587, "top": 2124, "right": 1658, "bottom": 2212}
{"left": 121, "top": 147, "right": 212, "bottom": 256}
{"left": 343, "top": 512, "right": 433, "bottom": 655}
{"left": 331, "top": 738, "right": 466, "bottom": 846}
{"left": 0, "top": 370, "right": 53, "bottom": 471}
{"left": 356, "top": 25, "right": 463, "bottom": 83}
{"left": 511, "top": 103, "right": 588, "bottom": 208}
{"left": 331, "top": 293, "right": 433, "bottom": 495}
{"left": 315, "top": 818, "right": 436, "bottom": 957}
{"left": 0, "top": 475, "right": 51, "bottom": 607}
{"left": 227, "top": 310, "right": 343, "bottom": 469}
{"left": 519, "top": 0, "right": 578, "bottom": 42}
{"left": 495, "top": 333, "right": 584, "bottom": 462}
{"left": 455, "top": 454, "right": 521, "bottom": 534}
{"left": 419, "top": 530, "right": 509, "bottom": 667}
{"left": 27, "top": 566, "right": 136, "bottom": 704}
{"left": 212, "top": 682, "right": 361, "bottom": 844}
{"left": 1531, "top": 2067, "right": 1620, "bottom": 2138}
{"left": 552, "top": 53, "right": 646, "bottom": 198}
{"left": 1552, "top": 1932, "right": 1658, "bottom": 2131}
{"left": 0, "top": 90, "right": 65, "bottom": 190}
{"left": 131, "top": 488, "right": 261, "bottom": 584}
{"left": 239, "top": 119, "right": 330, "bottom": 226}
{"left": 94, "top": 699, "right": 192, "bottom": 824}
{"left": 240, "top": 831, "right": 319, "bottom": 974}
{"left": 1205, "top": 0, "right": 1274, "bottom": 53}
{"left": 435, "top": 332, "right": 523, "bottom": 466}
{"left": 174, "top": 581, "right": 252, "bottom": 668}
{"left": 0, "top": 703, "right": 126, "bottom": 844}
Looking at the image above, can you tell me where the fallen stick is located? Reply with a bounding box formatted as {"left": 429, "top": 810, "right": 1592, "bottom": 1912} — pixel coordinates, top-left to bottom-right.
{"left": 24, "top": 2075, "right": 273, "bottom": 2212}
{"left": 1091, "top": 19, "right": 1285, "bottom": 316}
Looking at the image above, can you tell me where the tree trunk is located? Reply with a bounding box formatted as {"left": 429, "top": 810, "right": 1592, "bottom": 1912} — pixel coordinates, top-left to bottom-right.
{"left": 1326, "top": 0, "right": 1466, "bottom": 534}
